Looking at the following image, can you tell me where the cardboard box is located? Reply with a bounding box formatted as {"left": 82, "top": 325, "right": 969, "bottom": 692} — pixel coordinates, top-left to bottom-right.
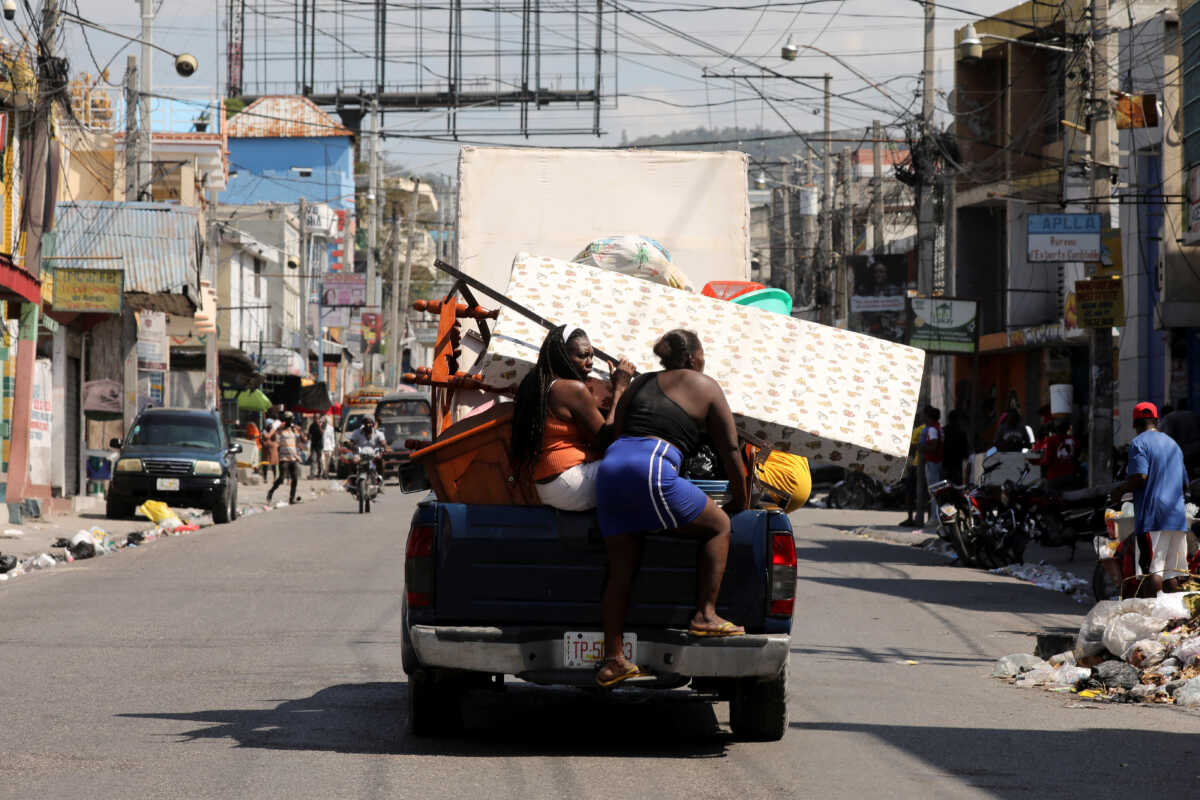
{"left": 478, "top": 255, "right": 926, "bottom": 481}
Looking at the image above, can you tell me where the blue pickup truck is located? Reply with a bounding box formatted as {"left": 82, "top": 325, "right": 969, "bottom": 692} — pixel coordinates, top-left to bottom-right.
{"left": 401, "top": 496, "right": 797, "bottom": 741}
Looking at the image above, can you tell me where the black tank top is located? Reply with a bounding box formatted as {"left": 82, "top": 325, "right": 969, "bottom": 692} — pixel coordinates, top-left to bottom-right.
{"left": 623, "top": 372, "right": 703, "bottom": 457}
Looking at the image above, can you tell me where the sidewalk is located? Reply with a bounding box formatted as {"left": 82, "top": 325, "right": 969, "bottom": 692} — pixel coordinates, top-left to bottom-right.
{"left": 792, "top": 505, "right": 1097, "bottom": 591}
{"left": 0, "top": 471, "right": 343, "bottom": 562}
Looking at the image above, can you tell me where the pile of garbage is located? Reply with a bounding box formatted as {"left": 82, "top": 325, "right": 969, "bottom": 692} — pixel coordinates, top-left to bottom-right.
{"left": 994, "top": 592, "right": 1200, "bottom": 707}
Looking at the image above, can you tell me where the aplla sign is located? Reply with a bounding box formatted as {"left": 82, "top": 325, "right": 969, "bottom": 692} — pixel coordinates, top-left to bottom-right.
{"left": 1027, "top": 213, "right": 1102, "bottom": 262}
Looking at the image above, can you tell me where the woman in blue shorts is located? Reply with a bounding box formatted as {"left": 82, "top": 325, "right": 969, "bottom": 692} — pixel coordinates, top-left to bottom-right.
{"left": 594, "top": 329, "right": 750, "bottom": 686}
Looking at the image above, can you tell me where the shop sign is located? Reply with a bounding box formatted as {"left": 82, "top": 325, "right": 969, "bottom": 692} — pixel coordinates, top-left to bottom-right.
{"left": 1075, "top": 277, "right": 1124, "bottom": 328}
{"left": 1027, "top": 213, "right": 1102, "bottom": 262}
{"left": 320, "top": 272, "right": 366, "bottom": 307}
{"left": 136, "top": 310, "right": 168, "bottom": 371}
{"left": 907, "top": 297, "right": 978, "bottom": 354}
{"left": 51, "top": 267, "right": 123, "bottom": 313}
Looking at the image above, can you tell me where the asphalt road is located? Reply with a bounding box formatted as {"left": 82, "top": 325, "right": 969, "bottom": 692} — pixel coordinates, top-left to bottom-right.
{"left": 2, "top": 490, "right": 1198, "bottom": 799}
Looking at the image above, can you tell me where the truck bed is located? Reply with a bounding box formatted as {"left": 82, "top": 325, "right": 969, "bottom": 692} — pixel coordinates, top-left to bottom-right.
{"left": 410, "top": 500, "right": 792, "bottom": 635}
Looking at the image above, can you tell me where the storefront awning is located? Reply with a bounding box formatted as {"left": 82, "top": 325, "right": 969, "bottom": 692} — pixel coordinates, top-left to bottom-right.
{"left": 0, "top": 256, "right": 41, "bottom": 306}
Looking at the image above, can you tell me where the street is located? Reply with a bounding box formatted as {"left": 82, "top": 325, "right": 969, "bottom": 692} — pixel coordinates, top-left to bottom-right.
{"left": 0, "top": 490, "right": 1196, "bottom": 799}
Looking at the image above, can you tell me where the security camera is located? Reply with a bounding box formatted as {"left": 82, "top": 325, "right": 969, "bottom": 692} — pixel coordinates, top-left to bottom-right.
{"left": 174, "top": 53, "right": 198, "bottom": 78}
{"left": 2, "top": 0, "right": 15, "bottom": 21}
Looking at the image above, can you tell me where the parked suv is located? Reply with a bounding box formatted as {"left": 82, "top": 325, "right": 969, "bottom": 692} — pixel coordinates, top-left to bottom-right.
{"left": 106, "top": 408, "right": 242, "bottom": 523}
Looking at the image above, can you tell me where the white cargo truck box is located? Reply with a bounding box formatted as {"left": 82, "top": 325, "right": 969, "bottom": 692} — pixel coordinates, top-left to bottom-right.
{"left": 455, "top": 146, "right": 751, "bottom": 293}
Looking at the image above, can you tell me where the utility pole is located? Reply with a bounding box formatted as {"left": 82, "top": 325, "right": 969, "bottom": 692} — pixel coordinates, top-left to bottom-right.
{"left": 8, "top": 0, "right": 60, "bottom": 504}
{"left": 140, "top": 0, "right": 154, "bottom": 199}
{"left": 365, "top": 100, "right": 380, "bottom": 383}
{"left": 872, "top": 119, "right": 885, "bottom": 255}
{"left": 394, "top": 178, "right": 421, "bottom": 385}
{"left": 821, "top": 73, "right": 833, "bottom": 324}
{"left": 1088, "top": 0, "right": 1114, "bottom": 487}
{"left": 800, "top": 150, "right": 817, "bottom": 309}
{"left": 298, "top": 197, "right": 310, "bottom": 378}
{"left": 123, "top": 56, "right": 140, "bottom": 200}
{"left": 839, "top": 148, "right": 853, "bottom": 324}
{"left": 777, "top": 159, "right": 794, "bottom": 300}
{"left": 917, "top": 0, "right": 935, "bottom": 296}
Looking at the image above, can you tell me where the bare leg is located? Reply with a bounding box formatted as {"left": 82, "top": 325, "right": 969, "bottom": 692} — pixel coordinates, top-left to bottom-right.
{"left": 674, "top": 498, "right": 744, "bottom": 634}
{"left": 598, "top": 533, "right": 643, "bottom": 684}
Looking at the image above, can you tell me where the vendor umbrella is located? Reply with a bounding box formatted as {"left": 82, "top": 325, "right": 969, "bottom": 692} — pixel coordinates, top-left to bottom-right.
{"left": 236, "top": 389, "right": 272, "bottom": 412}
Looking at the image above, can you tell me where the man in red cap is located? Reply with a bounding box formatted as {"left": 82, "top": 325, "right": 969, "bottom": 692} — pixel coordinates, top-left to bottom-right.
{"left": 1110, "top": 402, "right": 1190, "bottom": 596}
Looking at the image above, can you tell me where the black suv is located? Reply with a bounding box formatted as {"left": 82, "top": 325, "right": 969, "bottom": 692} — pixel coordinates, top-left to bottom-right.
{"left": 106, "top": 408, "right": 242, "bottom": 523}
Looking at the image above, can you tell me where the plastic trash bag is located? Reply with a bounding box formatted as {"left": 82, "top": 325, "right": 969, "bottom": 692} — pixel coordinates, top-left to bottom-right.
{"left": 758, "top": 452, "right": 812, "bottom": 513}
{"left": 1173, "top": 636, "right": 1200, "bottom": 666}
{"left": 571, "top": 234, "right": 695, "bottom": 291}
{"left": 0, "top": 554, "right": 16, "bottom": 573}
{"left": 1103, "top": 613, "right": 1170, "bottom": 660}
{"left": 1127, "top": 639, "right": 1167, "bottom": 669}
{"left": 1174, "top": 677, "right": 1200, "bottom": 707}
{"left": 1076, "top": 600, "right": 1120, "bottom": 659}
{"left": 137, "top": 500, "right": 180, "bottom": 525}
{"left": 992, "top": 653, "right": 1046, "bottom": 678}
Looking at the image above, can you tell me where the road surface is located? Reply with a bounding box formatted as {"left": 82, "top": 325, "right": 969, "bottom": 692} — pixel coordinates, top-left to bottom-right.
{"left": 1, "top": 490, "right": 1196, "bottom": 799}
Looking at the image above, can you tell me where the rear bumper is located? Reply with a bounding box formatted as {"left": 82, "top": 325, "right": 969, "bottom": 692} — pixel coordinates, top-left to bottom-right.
{"left": 408, "top": 624, "right": 790, "bottom": 679}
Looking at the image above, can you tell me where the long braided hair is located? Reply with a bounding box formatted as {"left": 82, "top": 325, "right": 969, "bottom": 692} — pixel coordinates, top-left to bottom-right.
{"left": 511, "top": 325, "right": 589, "bottom": 475}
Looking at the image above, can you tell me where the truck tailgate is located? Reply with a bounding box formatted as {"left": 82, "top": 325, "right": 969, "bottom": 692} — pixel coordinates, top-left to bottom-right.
{"left": 429, "top": 503, "right": 787, "bottom": 632}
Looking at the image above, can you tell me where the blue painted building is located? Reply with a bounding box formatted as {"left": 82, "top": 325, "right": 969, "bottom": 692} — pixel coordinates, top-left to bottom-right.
{"left": 222, "top": 96, "right": 356, "bottom": 270}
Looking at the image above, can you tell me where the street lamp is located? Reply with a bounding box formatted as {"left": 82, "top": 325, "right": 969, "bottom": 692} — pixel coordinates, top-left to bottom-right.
{"left": 956, "top": 22, "right": 1073, "bottom": 63}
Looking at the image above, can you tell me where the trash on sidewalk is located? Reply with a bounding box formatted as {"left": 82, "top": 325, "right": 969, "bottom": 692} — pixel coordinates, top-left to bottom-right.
{"left": 0, "top": 553, "right": 16, "bottom": 573}
{"left": 1, "top": 528, "right": 24, "bottom": 538}
{"left": 1002, "top": 593, "right": 1200, "bottom": 709}
{"left": 27, "top": 553, "right": 57, "bottom": 570}
{"left": 989, "top": 562, "right": 1090, "bottom": 600}
{"left": 137, "top": 500, "right": 182, "bottom": 527}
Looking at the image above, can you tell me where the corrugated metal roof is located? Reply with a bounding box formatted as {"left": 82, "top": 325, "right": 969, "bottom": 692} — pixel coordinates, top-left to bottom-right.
{"left": 49, "top": 202, "right": 204, "bottom": 301}
{"left": 227, "top": 95, "right": 353, "bottom": 138}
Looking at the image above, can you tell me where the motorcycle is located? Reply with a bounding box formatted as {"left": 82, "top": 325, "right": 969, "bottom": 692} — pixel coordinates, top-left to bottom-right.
{"left": 348, "top": 445, "right": 383, "bottom": 513}
{"left": 929, "top": 465, "right": 1026, "bottom": 568}
{"left": 828, "top": 469, "right": 906, "bottom": 510}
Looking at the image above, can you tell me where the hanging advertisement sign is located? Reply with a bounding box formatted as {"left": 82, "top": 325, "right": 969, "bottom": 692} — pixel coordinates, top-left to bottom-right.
{"left": 1187, "top": 166, "right": 1200, "bottom": 244}
{"left": 848, "top": 254, "right": 909, "bottom": 343}
{"left": 29, "top": 358, "right": 53, "bottom": 485}
{"left": 1027, "top": 213, "right": 1102, "bottom": 262}
{"left": 1075, "top": 277, "right": 1124, "bottom": 328}
{"left": 52, "top": 267, "right": 123, "bottom": 313}
{"left": 136, "top": 310, "right": 168, "bottom": 371}
{"left": 907, "top": 297, "right": 979, "bottom": 354}
{"left": 320, "top": 272, "right": 367, "bottom": 307}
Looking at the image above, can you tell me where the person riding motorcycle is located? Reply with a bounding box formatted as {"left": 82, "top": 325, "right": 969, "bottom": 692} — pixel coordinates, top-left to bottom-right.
{"left": 343, "top": 417, "right": 389, "bottom": 494}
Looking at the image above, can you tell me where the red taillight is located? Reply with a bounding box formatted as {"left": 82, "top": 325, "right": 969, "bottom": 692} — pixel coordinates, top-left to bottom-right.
{"left": 969, "top": 495, "right": 981, "bottom": 510}
{"left": 406, "top": 524, "right": 434, "bottom": 558}
{"left": 406, "top": 524, "right": 435, "bottom": 607}
{"left": 768, "top": 531, "right": 797, "bottom": 617}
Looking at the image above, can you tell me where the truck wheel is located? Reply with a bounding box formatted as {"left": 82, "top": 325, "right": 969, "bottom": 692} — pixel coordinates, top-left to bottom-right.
{"left": 407, "top": 668, "right": 464, "bottom": 737}
{"left": 212, "top": 486, "right": 236, "bottom": 524}
{"left": 729, "top": 659, "right": 789, "bottom": 742}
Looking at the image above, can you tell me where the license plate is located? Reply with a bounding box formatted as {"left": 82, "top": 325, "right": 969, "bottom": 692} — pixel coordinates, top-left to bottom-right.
{"left": 563, "top": 631, "right": 636, "bottom": 668}
{"left": 156, "top": 478, "right": 180, "bottom": 491}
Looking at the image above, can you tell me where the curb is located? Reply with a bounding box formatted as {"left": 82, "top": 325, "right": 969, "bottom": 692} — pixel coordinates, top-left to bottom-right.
{"left": 0, "top": 485, "right": 338, "bottom": 587}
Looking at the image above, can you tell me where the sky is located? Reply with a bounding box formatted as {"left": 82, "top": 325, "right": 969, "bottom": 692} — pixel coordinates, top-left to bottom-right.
{"left": 26, "top": 0, "right": 1022, "bottom": 181}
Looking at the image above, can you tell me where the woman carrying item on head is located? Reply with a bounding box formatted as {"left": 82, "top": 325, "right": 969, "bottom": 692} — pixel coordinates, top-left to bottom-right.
{"left": 511, "top": 324, "right": 636, "bottom": 511}
{"left": 593, "top": 329, "right": 751, "bottom": 687}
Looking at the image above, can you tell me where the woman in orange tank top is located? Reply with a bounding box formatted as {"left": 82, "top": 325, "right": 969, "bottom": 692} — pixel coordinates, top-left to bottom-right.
{"left": 511, "top": 324, "right": 635, "bottom": 511}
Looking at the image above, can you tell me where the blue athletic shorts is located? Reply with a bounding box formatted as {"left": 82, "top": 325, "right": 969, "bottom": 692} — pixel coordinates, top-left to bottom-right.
{"left": 596, "top": 436, "right": 709, "bottom": 536}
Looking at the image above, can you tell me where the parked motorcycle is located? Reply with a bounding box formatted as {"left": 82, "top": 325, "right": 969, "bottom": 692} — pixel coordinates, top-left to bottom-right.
{"left": 828, "top": 470, "right": 906, "bottom": 510}
{"left": 348, "top": 445, "right": 383, "bottom": 514}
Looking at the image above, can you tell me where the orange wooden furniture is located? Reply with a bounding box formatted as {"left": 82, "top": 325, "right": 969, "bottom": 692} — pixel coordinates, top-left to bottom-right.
{"left": 407, "top": 403, "right": 538, "bottom": 505}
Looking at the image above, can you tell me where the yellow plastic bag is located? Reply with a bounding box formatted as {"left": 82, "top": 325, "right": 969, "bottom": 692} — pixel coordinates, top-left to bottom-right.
{"left": 757, "top": 451, "right": 811, "bottom": 513}
{"left": 136, "top": 500, "right": 180, "bottom": 525}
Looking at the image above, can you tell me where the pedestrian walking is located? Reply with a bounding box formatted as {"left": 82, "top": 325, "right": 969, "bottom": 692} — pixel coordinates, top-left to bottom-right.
{"left": 267, "top": 411, "right": 306, "bottom": 505}
{"left": 921, "top": 405, "right": 943, "bottom": 524}
{"left": 322, "top": 413, "right": 336, "bottom": 478}
{"left": 307, "top": 414, "right": 325, "bottom": 478}
{"left": 1110, "top": 402, "right": 1189, "bottom": 597}
{"left": 942, "top": 409, "right": 969, "bottom": 486}
{"left": 899, "top": 416, "right": 926, "bottom": 527}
